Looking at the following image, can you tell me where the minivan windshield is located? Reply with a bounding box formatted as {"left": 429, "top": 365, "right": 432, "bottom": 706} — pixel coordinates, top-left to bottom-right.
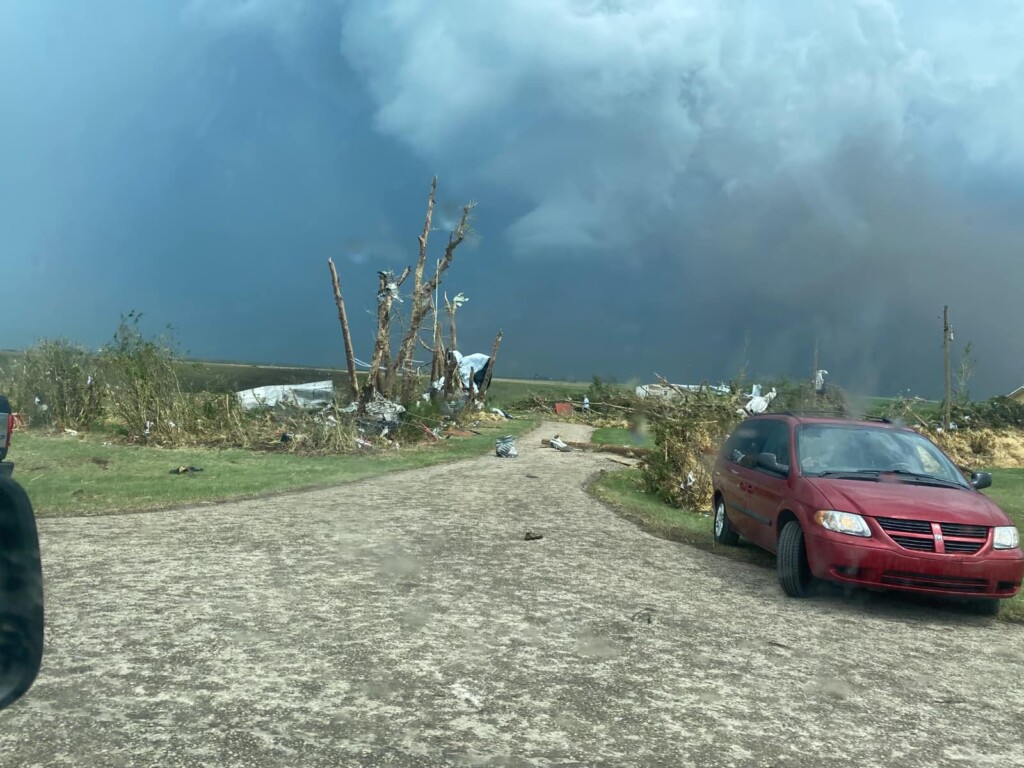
{"left": 796, "top": 424, "right": 969, "bottom": 488}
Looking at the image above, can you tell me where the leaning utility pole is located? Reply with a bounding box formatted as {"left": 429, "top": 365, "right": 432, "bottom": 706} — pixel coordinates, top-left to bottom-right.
{"left": 812, "top": 335, "right": 819, "bottom": 387}
{"left": 943, "top": 305, "right": 952, "bottom": 431}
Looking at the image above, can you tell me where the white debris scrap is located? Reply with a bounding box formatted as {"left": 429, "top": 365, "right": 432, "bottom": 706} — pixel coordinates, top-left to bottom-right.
{"left": 236, "top": 380, "right": 335, "bottom": 411}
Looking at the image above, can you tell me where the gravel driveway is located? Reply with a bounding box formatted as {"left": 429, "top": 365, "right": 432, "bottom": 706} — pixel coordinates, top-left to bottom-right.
{"left": 1, "top": 422, "right": 1022, "bottom": 767}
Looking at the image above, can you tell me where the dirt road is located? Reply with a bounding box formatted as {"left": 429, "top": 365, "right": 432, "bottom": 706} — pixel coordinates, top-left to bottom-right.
{"left": 1, "top": 422, "right": 1022, "bottom": 767}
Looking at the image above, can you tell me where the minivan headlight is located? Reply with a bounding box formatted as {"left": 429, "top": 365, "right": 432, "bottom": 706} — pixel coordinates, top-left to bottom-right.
{"left": 994, "top": 526, "right": 1020, "bottom": 550}
{"left": 815, "top": 510, "right": 871, "bottom": 538}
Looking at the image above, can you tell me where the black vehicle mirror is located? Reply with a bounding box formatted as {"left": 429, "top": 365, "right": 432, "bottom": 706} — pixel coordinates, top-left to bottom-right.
{"left": 971, "top": 471, "right": 993, "bottom": 490}
{"left": 0, "top": 477, "right": 44, "bottom": 711}
{"left": 757, "top": 452, "right": 788, "bottom": 475}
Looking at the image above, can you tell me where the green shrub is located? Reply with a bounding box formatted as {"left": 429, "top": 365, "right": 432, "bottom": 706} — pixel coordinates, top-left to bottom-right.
{"left": 11, "top": 339, "right": 104, "bottom": 429}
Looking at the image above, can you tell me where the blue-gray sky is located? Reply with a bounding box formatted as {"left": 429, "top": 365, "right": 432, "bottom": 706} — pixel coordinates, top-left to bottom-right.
{"left": 3, "top": 1, "right": 1024, "bottom": 397}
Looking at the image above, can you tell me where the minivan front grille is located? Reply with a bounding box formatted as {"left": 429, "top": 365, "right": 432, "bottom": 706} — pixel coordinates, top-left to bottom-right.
{"left": 940, "top": 522, "right": 988, "bottom": 539}
{"left": 876, "top": 516, "right": 989, "bottom": 555}
{"left": 877, "top": 517, "right": 931, "bottom": 535}
{"left": 889, "top": 535, "right": 935, "bottom": 552}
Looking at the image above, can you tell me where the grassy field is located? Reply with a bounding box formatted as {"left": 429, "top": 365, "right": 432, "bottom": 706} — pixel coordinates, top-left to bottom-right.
{"left": 590, "top": 426, "right": 653, "bottom": 448}
{"left": 592, "top": 467, "right": 1024, "bottom": 622}
{"left": 15, "top": 420, "right": 536, "bottom": 517}
{"left": 175, "top": 361, "right": 589, "bottom": 407}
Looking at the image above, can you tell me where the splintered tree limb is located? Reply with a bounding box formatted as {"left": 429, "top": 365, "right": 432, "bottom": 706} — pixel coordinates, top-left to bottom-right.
{"left": 429, "top": 318, "right": 445, "bottom": 399}
{"left": 444, "top": 292, "right": 459, "bottom": 352}
{"left": 392, "top": 184, "right": 475, "bottom": 399}
{"left": 480, "top": 329, "right": 503, "bottom": 396}
{"left": 365, "top": 270, "right": 403, "bottom": 400}
{"left": 327, "top": 258, "right": 360, "bottom": 402}
{"left": 414, "top": 177, "right": 437, "bottom": 297}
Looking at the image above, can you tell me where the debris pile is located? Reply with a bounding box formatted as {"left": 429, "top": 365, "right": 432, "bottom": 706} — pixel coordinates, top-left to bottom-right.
{"left": 641, "top": 379, "right": 744, "bottom": 510}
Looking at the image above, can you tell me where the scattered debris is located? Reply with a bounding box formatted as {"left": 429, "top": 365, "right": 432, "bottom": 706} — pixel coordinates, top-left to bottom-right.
{"left": 636, "top": 383, "right": 730, "bottom": 399}
{"left": 491, "top": 407, "right": 512, "bottom": 420}
{"left": 550, "top": 435, "right": 572, "bottom": 452}
{"left": 63, "top": 428, "right": 79, "bottom": 436}
{"left": 236, "top": 380, "right": 335, "bottom": 411}
{"left": 524, "top": 531, "right": 544, "bottom": 541}
{"left": 496, "top": 435, "right": 518, "bottom": 458}
{"left": 629, "top": 608, "right": 655, "bottom": 624}
{"left": 170, "top": 466, "right": 203, "bottom": 475}
{"left": 355, "top": 437, "right": 374, "bottom": 449}
{"left": 741, "top": 384, "right": 778, "bottom": 416}
{"left": 554, "top": 402, "right": 574, "bottom": 416}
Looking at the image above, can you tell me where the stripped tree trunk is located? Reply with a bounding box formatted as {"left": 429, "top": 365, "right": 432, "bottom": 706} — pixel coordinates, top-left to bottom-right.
{"left": 392, "top": 178, "right": 476, "bottom": 402}
{"left": 444, "top": 292, "right": 459, "bottom": 352}
{"left": 387, "top": 177, "right": 436, "bottom": 397}
{"left": 364, "top": 266, "right": 410, "bottom": 401}
{"left": 327, "top": 258, "right": 360, "bottom": 402}
{"left": 429, "top": 319, "right": 446, "bottom": 401}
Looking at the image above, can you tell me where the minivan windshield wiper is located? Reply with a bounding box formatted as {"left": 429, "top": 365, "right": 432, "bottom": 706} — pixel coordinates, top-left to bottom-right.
{"left": 810, "top": 470, "right": 880, "bottom": 481}
{"left": 879, "top": 468, "right": 965, "bottom": 489}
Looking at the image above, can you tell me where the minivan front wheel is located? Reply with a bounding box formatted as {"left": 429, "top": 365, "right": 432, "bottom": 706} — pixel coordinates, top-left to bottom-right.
{"left": 778, "top": 521, "right": 814, "bottom": 598}
{"left": 713, "top": 497, "right": 739, "bottom": 546}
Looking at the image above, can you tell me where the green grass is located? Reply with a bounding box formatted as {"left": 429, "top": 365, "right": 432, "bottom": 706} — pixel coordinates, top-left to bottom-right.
{"left": 174, "top": 360, "right": 588, "bottom": 408}
{"left": 14, "top": 420, "right": 536, "bottom": 517}
{"left": 590, "top": 427, "right": 652, "bottom": 448}
{"left": 589, "top": 469, "right": 773, "bottom": 568}
{"left": 592, "top": 467, "right": 1024, "bottom": 622}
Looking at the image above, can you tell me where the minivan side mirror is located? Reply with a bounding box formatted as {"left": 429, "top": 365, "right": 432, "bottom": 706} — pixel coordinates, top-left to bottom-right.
{"left": 0, "top": 477, "right": 44, "bottom": 711}
{"left": 971, "top": 471, "right": 993, "bottom": 490}
{"left": 757, "top": 452, "right": 789, "bottom": 476}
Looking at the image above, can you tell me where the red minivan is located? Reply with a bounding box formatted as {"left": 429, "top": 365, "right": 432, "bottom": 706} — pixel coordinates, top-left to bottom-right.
{"left": 711, "top": 414, "right": 1023, "bottom": 614}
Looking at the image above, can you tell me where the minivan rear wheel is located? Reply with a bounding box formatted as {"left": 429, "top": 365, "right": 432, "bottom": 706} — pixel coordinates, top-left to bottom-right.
{"left": 778, "top": 521, "right": 814, "bottom": 598}
{"left": 713, "top": 497, "right": 739, "bottom": 546}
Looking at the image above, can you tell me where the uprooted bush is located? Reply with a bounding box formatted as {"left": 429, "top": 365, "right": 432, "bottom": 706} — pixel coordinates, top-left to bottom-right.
{"left": 765, "top": 378, "right": 851, "bottom": 416}
{"left": 641, "top": 384, "right": 744, "bottom": 511}
{"left": 950, "top": 397, "right": 1024, "bottom": 430}
{"left": 8, "top": 339, "right": 105, "bottom": 430}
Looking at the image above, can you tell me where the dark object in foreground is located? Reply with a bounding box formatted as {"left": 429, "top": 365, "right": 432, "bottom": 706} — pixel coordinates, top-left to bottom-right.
{"left": 712, "top": 413, "right": 1024, "bottom": 614}
{"left": 170, "top": 466, "right": 204, "bottom": 475}
{"left": 0, "top": 477, "right": 44, "bottom": 711}
{"left": 524, "top": 531, "right": 544, "bottom": 541}
{"left": 0, "top": 395, "right": 15, "bottom": 477}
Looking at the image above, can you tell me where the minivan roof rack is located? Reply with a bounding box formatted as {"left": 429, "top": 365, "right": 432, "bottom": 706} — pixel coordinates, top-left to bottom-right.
{"left": 776, "top": 410, "right": 895, "bottom": 424}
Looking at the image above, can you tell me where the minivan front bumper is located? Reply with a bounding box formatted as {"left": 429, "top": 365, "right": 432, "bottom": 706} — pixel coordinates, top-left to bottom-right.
{"left": 805, "top": 530, "right": 1024, "bottom": 598}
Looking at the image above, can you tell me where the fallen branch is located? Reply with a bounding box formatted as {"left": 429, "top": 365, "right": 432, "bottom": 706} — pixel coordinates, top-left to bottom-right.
{"left": 540, "top": 438, "right": 650, "bottom": 458}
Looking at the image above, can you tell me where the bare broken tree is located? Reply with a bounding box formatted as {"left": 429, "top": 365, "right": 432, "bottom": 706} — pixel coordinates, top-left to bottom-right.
{"left": 443, "top": 291, "right": 467, "bottom": 352}
{"left": 327, "top": 177, "right": 497, "bottom": 412}
{"left": 388, "top": 177, "right": 476, "bottom": 401}
{"left": 364, "top": 267, "right": 411, "bottom": 399}
{"left": 327, "top": 258, "right": 360, "bottom": 402}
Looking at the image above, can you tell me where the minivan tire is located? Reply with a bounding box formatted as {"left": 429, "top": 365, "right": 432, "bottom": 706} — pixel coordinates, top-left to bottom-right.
{"left": 713, "top": 497, "right": 740, "bottom": 546}
{"left": 778, "top": 520, "right": 814, "bottom": 598}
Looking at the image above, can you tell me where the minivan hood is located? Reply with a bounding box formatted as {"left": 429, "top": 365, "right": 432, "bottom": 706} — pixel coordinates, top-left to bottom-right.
{"left": 808, "top": 477, "right": 1011, "bottom": 526}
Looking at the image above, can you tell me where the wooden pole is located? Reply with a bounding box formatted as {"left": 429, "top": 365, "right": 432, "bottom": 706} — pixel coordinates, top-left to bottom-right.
{"left": 327, "top": 258, "right": 360, "bottom": 402}
{"left": 943, "top": 305, "right": 952, "bottom": 431}
{"left": 812, "top": 335, "right": 819, "bottom": 386}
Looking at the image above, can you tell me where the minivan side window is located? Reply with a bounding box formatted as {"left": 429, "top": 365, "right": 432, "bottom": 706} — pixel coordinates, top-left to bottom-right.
{"left": 722, "top": 420, "right": 772, "bottom": 469}
{"left": 760, "top": 421, "right": 792, "bottom": 474}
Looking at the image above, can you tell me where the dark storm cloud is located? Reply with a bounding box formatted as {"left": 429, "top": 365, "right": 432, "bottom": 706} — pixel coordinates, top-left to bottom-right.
{"left": 4, "top": 1, "right": 1024, "bottom": 396}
